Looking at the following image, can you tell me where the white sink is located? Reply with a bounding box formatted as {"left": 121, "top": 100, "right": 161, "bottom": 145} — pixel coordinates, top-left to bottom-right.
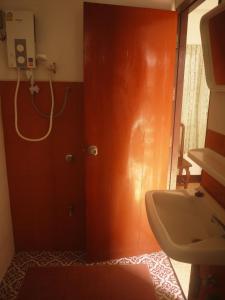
{"left": 145, "top": 187, "right": 225, "bottom": 265}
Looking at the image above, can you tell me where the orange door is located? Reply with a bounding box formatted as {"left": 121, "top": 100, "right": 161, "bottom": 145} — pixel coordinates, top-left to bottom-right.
{"left": 84, "top": 3, "right": 177, "bottom": 261}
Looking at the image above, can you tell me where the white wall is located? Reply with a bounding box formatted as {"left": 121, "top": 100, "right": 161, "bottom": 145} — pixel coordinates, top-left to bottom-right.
{"left": 0, "top": 0, "right": 173, "bottom": 82}
{"left": 0, "top": 98, "right": 14, "bottom": 281}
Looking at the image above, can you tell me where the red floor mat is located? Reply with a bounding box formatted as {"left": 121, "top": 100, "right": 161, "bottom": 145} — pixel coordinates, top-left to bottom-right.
{"left": 17, "top": 264, "right": 156, "bottom": 300}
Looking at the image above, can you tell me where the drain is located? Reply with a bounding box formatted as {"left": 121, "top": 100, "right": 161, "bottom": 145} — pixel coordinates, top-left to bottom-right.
{"left": 195, "top": 191, "right": 204, "bottom": 197}
{"left": 191, "top": 238, "right": 202, "bottom": 243}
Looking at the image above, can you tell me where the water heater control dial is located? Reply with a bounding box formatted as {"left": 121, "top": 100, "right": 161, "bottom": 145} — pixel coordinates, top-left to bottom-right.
{"left": 16, "top": 44, "right": 25, "bottom": 52}
{"left": 17, "top": 56, "right": 25, "bottom": 64}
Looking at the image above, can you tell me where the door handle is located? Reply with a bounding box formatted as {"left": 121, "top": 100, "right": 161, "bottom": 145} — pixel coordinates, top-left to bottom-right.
{"left": 87, "top": 145, "right": 98, "bottom": 156}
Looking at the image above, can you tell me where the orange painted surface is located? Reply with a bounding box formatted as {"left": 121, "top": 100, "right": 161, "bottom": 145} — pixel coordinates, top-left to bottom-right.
{"left": 198, "top": 265, "right": 225, "bottom": 299}
{"left": 189, "top": 265, "right": 225, "bottom": 300}
{"left": 201, "top": 129, "right": 225, "bottom": 209}
{"left": 17, "top": 265, "right": 156, "bottom": 300}
{"left": 205, "top": 129, "right": 225, "bottom": 157}
{"left": 0, "top": 81, "right": 85, "bottom": 251}
{"left": 84, "top": 3, "right": 177, "bottom": 260}
{"left": 201, "top": 171, "right": 225, "bottom": 210}
{"left": 209, "top": 11, "right": 225, "bottom": 85}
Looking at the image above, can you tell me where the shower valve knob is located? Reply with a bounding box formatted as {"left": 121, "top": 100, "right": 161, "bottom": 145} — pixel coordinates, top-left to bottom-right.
{"left": 65, "top": 154, "right": 74, "bottom": 162}
{"left": 87, "top": 145, "right": 98, "bottom": 156}
{"left": 29, "top": 84, "right": 40, "bottom": 95}
{"left": 68, "top": 204, "right": 74, "bottom": 217}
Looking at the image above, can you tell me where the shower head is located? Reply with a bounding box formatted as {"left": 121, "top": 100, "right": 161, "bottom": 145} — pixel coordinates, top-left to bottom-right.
{"left": 36, "top": 54, "right": 48, "bottom": 63}
{"left": 36, "top": 54, "right": 56, "bottom": 73}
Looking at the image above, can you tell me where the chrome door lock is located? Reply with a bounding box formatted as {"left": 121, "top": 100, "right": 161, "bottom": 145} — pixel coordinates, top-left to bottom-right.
{"left": 87, "top": 145, "right": 98, "bottom": 156}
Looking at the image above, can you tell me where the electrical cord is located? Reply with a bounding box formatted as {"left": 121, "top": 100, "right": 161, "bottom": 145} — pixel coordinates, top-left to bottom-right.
{"left": 31, "top": 86, "right": 70, "bottom": 118}
{"left": 14, "top": 68, "right": 54, "bottom": 142}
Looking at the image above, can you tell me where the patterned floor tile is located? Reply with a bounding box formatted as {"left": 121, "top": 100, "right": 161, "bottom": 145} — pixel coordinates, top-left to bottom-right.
{"left": 0, "top": 251, "right": 185, "bottom": 300}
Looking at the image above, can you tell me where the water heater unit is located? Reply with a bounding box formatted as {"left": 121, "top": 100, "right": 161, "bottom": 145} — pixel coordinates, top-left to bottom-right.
{"left": 5, "top": 10, "right": 36, "bottom": 69}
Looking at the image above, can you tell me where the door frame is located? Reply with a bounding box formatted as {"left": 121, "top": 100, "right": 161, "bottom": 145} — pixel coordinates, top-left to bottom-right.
{"left": 169, "top": 0, "right": 215, "bottom": 188}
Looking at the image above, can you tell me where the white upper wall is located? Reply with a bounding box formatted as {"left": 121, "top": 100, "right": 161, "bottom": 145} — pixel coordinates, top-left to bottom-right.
{"left": 0, "top": 0, "right": 173, "bottom": 82}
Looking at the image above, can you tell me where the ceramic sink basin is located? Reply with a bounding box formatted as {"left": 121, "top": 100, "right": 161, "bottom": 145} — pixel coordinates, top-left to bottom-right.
{"left": 145, "top": 187, "right": 225, "bottom": 265}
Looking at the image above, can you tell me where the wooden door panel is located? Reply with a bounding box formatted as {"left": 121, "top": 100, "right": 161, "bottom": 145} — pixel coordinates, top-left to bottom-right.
{"left": 84, "top": 3, "right": 177, "bottom": 260}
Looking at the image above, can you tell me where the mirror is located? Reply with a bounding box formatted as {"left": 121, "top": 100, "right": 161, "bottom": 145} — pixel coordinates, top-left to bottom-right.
{"left": 201, "top": 3, "right": 225, "bottom": 91}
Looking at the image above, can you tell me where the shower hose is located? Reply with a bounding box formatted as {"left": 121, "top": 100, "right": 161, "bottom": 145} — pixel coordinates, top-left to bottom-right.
{"left": 14, "top": 68, "right": 54, "bottom": 142}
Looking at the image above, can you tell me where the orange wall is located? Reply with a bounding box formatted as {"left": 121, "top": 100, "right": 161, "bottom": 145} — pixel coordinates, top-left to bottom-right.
{"left": 0, "top": 81, "right": 85, "bottom": 251}
{"left": 201, "top": 129, "right": 225, "bottom": 209}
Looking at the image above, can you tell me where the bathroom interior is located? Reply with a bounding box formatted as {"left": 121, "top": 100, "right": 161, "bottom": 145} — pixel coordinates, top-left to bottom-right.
{"left": 0, "top": 0, "right": 225, "bottom": 299}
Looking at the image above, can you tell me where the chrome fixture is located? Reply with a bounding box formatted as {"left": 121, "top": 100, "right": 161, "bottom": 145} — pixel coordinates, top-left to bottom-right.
{"left": 65, "top": 154, "right": 74, "bottom": 162}
{"left": 68, "top": 204, "right": 74, "bottom": 217}
{"left": 87, "top": 145, "right": 98, "bottom": 156}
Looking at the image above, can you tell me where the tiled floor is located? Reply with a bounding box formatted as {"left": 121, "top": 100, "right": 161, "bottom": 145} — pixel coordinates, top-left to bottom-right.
{"left": 0, "top": 251, "right": 185, "bottom": 300}
{"left": 174, "top": 182, "right": 199, "bottom": 298}
{"left": 170, "top": 259, "right": 191, "bottom": 299}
